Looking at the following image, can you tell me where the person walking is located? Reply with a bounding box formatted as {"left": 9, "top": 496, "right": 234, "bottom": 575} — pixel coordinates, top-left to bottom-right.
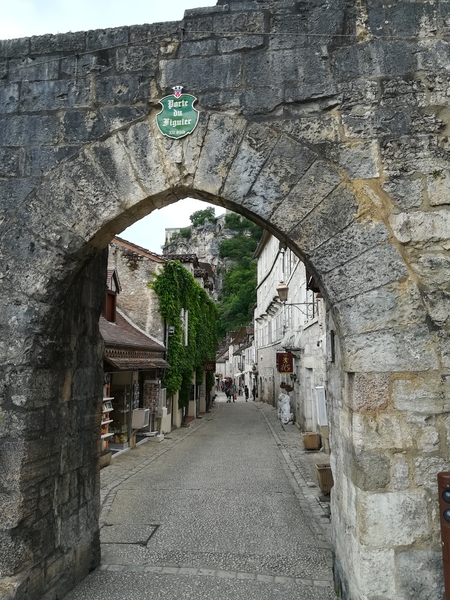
{"left": 244, "top": 385, "right": 249, "bottom": 401}
{"left": 232, "top": 383, "right": 237, "bottom": 402}
{"left": 252, "top": 385, "right": 257, "bottom": 401}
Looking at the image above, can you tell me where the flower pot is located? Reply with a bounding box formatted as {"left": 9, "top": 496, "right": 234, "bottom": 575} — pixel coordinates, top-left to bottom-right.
{"left": 315, "top": 463, "right": 333, "bottom": 494}
{"left": 302, "top": 432, "right": 320, "bottom": 450}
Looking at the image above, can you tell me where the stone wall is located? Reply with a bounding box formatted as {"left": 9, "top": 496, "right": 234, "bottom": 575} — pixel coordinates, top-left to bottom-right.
{"left": 0, "top": 1, "right": 449, "bottom": 598}
{"left": 108, "top": 240, "right": 165, "bottom": 342}
{"left": 0, "top": 251, "right": 106, "bottom": 599}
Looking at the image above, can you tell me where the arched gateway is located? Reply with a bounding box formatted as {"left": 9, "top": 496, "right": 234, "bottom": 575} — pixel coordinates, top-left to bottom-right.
{"left": 1, "top": 1, "right": 449, "bottom": 598}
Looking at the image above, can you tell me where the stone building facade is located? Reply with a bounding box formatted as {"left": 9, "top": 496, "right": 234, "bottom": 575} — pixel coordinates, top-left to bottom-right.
{"left": 108, "top": 237, "right": 166, "bottom": 342}
{"left": 1, "top": 1, "right": 450, "bottom": 599}
{"left": 253, "top": 231, "right": 327, "bottom": 432}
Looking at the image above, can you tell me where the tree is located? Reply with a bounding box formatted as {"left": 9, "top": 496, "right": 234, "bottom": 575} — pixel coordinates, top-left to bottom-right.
{"left": 216, "top": 215, "right": 262, "bottom": 337}
{"left": 189, "top": 207, "right": 217, "bottom": 227}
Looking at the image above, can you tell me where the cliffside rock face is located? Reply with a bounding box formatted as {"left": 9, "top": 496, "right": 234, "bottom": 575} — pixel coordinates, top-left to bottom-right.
{"left": 163, "top": 213, "right": 236, "bottom": 299}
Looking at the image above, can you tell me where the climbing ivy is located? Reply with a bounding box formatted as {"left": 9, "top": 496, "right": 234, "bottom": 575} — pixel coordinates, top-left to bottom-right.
{"left": 150, "top": 261, "right": 218, "bottom": 408}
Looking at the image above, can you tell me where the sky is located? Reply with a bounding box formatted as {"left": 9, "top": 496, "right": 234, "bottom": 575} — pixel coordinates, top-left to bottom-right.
{"left": 0, "top": 0, "right": 224, "bottom": 254}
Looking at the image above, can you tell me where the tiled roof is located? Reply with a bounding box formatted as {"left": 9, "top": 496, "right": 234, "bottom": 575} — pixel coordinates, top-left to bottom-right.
{"left": 105, "top": 356, "right": 169, "bottom": 370}
{"left": 112, "top": 236, "right": 166, "bottom": 263}
{"left": 100, "top": 312, "right": 165, "bottom": 351}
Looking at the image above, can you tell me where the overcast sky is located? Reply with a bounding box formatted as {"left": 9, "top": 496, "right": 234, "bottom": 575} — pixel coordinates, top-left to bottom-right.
{"left": 0, "top": 0, "right": 224, "bottom": 254}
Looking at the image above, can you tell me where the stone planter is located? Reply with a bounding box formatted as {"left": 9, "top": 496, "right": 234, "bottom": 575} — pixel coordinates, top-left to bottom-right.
{"left": 315, "top": 464, "right": 333, "bottom": 494}
{"left": 302, "top": 432, "right": 321, "bottom": 450}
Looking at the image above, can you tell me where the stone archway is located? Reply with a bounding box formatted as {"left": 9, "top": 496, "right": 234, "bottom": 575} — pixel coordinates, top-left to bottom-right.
{"left": 1, "top": 2, "right": 449, "bottom": 599}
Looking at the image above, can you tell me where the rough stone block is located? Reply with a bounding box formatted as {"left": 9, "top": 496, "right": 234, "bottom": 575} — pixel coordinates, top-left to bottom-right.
{"left": 0, "top": 149, "right": 20, "bottom": 178}
{"left": 115, "top": 45, "right": 158, "bottom": 73}
{"left": 351, "top": 448, "right": 390, "bottom": 492}
{"left": 270, "top": 160, "right": 341, "bottom": 234}
{"left": 344, "top": 325, "right": 438, "bottom": 373}
{"left": 391, "top": 459, "right": 409, "bottom": 491}
{"left": 396, "top": 550, "right": 444, "bottom": 600}
{"left": 29, "top": 32, "right": 86, "bottom": 54}
{"left": 392, "top": 376, "right": 448, "bottom": 415}
{"left": 243, "top": 47, "right": 331, "bottom": 89}
{"left": 0, "top": 84, "right": 19, "bottom": 115}
{"left": 415, "top": 251, "right": 450, "bottom": 289}
{"left": 89, "top": 136, "right": 148, "bottom": 211}
{"left": 382, "top": 176, "right": 424, "bottom": 211}
{"left": 416, "top": 39, "right": 450, "bottom": 72}
{"left": 352, "top": 542, "right": 396, "bottom": 599}
{"left": 322, "top": 242, "right": 408, "bottom": 304}
{"left": 359, "top": 490, "right": 429, "bottom": 547}
{"left": 161, "top": 54, "right": 241, "bottom": 91}
{"left": 85, "top": 27, "right": 128, "bottom": 51}
{"left": 426, "top": 169, "right": 450, "bottom": 206}
{"left": 24, "top": 144, "right": 80, "bottom": 176}
{"left": 218, "top": 35, "right": 264, "bottom": 53}
{"left": 213, "top": 11, "right": 265, "bottom": 34}
{"left": 352, "top": 372, "right": 389, "bottom": 412}
{"left": 8, "top": 56, "right": 60, "bottom": 82}
{"left": 118, "top": 120, "right": 175, "bottom": 199}
{"left": 20, "top": 80, "right": 91, "bottom": 111}
{"left": 0, "top": 37, "right": 30, "bottom": 58}
{"left": 310, "top": 220, "right": 389, "bottom": 275}
{"left": 194, "top": 113, "right": 246, "bottom": 196}
{"left": 288, "top": 186, "right": 359, "bottom": 253}
{"left": 326, "top": 140, "right": 380, "bottom": 180}
{"left": 223, "top": 122, "right": 278, "bottom": 202}
{"left": 334, "top": 41, "right": 414, "bottom": 81}
{"left": 179, "top": 39, "right": 216, "bottom": 58}
{"left": 269, "top": 9, "right": 344, "bottom": 50}
{"left": 240, "top": 86, "right": 284, "bottom": 115}
{"left": 0, "top": 115, "right": 59, "bottom": 147}
{"left": 95, "top": 74, "right": 150, "bottom": 106}
{"left": 242, "top": 135, "right": 316, "bottom": 221}
{"left": 277, "top": 113, "right": 340, "bottom": 144}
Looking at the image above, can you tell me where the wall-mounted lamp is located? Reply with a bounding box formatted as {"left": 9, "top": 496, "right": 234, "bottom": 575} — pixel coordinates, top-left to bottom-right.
{"left": 276, "top": 281, "right": 289, "bottom": 303}
{"left": 276, "top": 281, "right": 315, "bottom": 316}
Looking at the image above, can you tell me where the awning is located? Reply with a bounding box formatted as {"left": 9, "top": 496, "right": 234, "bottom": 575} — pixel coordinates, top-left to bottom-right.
{"left": 105, "top": 356, "right": 170, "bottom": 371}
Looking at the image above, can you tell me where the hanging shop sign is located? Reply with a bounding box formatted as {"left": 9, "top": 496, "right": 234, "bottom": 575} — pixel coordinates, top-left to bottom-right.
{"left": 156, "top": 85, "right": 199, "bottom": 139}
{"left": 203, "top": 361, "right": 216, "bottom": 372}
{"left": 276, "top": 352, "right": 294, "bottom": 374}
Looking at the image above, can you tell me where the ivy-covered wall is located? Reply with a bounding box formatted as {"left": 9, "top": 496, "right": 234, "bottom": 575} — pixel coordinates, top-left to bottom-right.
{"left": 151, "top": 261, "right": 217, "bottom": 408}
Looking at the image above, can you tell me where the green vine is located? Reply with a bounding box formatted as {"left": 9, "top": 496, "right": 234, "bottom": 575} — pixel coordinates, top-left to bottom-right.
{"left": 150, "top": 261, "right": 218, "bottom": 408}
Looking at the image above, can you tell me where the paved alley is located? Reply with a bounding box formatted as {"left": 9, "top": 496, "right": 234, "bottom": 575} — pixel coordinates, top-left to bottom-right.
{"left": 64, "top": 395, "right": 335, "bottom": 600}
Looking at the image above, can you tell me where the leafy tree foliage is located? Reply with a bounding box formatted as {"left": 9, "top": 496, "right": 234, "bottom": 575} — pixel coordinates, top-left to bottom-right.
{"left": 150, "top": 261, "right": 218, "bottom": 408}
{"left": 179, "top": 226, "right": 191, "bottom": 239}
{"left": 217, "top": 215, "right": 262, "bottom": 337}
{"left": 190, "top": 207, "right": 217, "bottom": 227}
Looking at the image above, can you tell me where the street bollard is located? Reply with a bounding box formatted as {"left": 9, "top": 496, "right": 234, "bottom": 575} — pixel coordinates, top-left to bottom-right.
{"left": 437, "top": 472, "right": 450, "bottom": 599}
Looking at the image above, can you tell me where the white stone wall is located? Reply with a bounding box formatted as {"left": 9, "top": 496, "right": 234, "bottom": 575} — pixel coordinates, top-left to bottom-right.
{"left": 254, "top": 234, "right": 327, "bottom": 429}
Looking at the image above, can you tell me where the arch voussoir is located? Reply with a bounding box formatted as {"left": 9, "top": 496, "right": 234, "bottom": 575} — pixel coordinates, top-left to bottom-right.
{"left": 238, "top": 134, "right": 317, "bottom": 222}
{"left": 193, "top": 112, "right": 247, "bottom": 197}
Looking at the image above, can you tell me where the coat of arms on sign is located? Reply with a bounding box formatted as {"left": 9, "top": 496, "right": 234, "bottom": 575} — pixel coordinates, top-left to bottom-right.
{"left": 156, "top": 85, "right": 199, "bottom": 139}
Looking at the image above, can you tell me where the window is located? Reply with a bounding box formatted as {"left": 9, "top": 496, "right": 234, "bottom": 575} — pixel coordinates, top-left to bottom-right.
{"left": 103, "top": 291, "right": 116, "bottom": 322}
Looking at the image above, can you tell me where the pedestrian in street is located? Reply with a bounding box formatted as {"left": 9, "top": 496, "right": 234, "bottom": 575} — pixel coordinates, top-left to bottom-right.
{"left": 252, "top": 385, "right": 257, "bottom": 401}
{"left": 244, "top": 385, "right": 249, "bottom": 401}
{"left": 225, "top": 387, "right": 231, "bottom": 402}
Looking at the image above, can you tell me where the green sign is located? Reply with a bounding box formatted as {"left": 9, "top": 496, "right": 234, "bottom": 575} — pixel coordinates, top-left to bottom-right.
{"left": 156, "top": 87, "right": 199, "bottom": 139}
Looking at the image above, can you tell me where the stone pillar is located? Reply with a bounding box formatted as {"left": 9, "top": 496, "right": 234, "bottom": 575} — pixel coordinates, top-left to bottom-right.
{"left": 0, "top": 251, "right": 107, "bottom": 600}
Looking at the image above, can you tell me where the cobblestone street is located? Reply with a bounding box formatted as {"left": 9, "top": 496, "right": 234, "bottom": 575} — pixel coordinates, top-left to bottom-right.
{"left": 64, "top": 394, "right": 335, "bottom": 599}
